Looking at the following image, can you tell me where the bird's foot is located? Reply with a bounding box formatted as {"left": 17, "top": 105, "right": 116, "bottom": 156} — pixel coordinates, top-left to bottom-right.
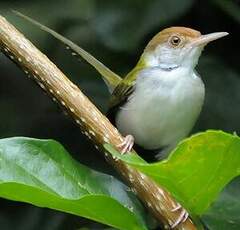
{"left": 117, "top": 135, "right": 134, "bottom": 154}
{"left": 171, "top": 203, "right": 189, "bottom": 229}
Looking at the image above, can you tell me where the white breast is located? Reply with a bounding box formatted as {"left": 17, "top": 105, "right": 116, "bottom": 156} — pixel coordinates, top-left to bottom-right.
{"left": 116, "top": 67, "right": 205, "bottom": 150}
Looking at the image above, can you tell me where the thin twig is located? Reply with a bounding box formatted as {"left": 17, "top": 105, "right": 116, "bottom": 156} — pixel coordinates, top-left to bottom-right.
{"left": 0, "top": 15, "right": 197, "bottom": 230}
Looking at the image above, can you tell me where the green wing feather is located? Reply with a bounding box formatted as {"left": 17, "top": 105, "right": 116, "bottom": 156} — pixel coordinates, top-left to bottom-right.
{"left": 106, "top": 69, "right": 137, "bottom": 123}
{"left": 106, "top": 64, "right": 146, "bottom": 123}
{"left": 108, "top": 56, "right": 147, "bottom": 115}
{"left": 109, "top": 66, "right": 143, "bottom": 109}
{"left": 13, "top": 11, "right": 122, "bottom": 93}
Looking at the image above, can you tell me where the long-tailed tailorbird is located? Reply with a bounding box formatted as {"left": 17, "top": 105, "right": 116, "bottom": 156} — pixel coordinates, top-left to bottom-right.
{"left": 14, "top": 13, "right": 228, "bottom": 159}
{"left": 108, "top": 27, "right": 228, "bottom": 158}
{"left": 14, "top": 12, "right": 229, "bottom": 228}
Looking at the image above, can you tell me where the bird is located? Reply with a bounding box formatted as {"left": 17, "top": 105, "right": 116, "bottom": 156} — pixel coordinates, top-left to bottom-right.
{"left": 107, "top": 27, "right": 228, "bottom": 159}
{"left": 15, "top": 12, "right": 228, "bottom": 159}
{"left": 15, "top": 12, "right": 228, "bottom": 228}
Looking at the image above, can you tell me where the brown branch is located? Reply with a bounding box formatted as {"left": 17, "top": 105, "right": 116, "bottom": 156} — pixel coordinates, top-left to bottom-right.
{"left": 0, "top": 15, "right": 197, "bottom": 230}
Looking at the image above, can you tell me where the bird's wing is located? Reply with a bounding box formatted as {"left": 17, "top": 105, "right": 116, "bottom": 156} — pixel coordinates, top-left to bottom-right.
{"left": 107, "top": 67, "right": 140, "bottom": 122}
{"left": 109, "top": 80, "right": 134, "bottom": 109}
{"left": 13, "top": 11, "right": 122, "bottom": 93}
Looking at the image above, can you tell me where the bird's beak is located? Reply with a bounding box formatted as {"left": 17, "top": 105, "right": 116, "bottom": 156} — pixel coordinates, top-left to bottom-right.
{"left": 191, "top": 32, "right": 229, "bottom": 47}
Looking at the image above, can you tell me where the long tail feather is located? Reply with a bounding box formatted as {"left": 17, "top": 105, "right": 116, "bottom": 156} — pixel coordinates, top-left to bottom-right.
{"left": 13, "top": 10, "right": 122, "bottom": 93}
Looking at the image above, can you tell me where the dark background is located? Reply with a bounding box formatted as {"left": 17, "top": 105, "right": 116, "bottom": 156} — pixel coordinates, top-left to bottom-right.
{"left": 0, "top": 0, "right": 239, "bottom": 229}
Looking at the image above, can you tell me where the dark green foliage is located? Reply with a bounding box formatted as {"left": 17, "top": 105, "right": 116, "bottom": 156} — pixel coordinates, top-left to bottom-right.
{"left": 0, "top": 137, "right": 147, "bottom": 230}
{"left": 105, "top": 131, "right": 240, "bottom": 225}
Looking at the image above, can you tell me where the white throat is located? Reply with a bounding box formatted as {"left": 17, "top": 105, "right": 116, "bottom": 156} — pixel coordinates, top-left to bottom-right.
{"left": 143, "top": 43, "right": 204, "bottom": 71}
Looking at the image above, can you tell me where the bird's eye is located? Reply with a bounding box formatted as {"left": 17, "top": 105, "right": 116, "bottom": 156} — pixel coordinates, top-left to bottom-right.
{"left": 169, "top": 36, "right": 182, "bottom": 47}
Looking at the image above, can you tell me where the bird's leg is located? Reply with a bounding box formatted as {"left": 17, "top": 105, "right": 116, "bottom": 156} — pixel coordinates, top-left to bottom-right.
{"left": 171, "top": 203, "right": 189, "bottom": 229}
{"left": 117, "top": 134, "right": 134, "bottom": 154}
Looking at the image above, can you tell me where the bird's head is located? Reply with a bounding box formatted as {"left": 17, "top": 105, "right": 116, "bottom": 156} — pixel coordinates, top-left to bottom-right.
{"left": 142, "top": 27, "right": 228, "bottom": 70}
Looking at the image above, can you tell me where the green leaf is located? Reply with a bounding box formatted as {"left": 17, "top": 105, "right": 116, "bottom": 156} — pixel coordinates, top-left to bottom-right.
{"left": 0, "top": 137, "right": 147, "bottom": 230}
{"left": 105, "top": 130, "right": 240, "bottom": 216}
